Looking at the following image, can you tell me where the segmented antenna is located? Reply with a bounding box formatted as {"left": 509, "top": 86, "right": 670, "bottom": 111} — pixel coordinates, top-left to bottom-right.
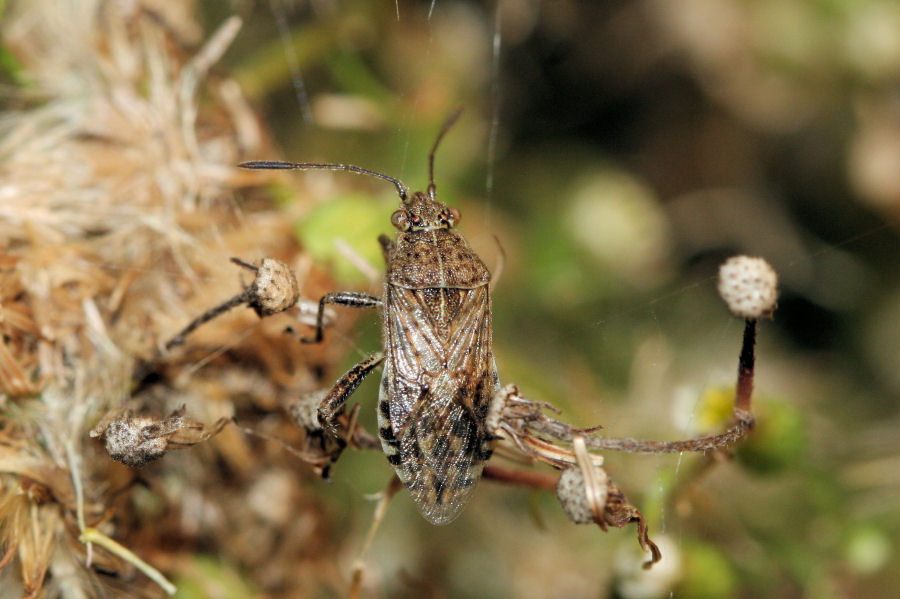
{"left": 428, "top": 107, "right": 464, "bottom": 200}
{"left": 240, "top": 108, "right": 464, "bottom": 203}
{"left": 238, "top": 160, "right": 410, "bottom": 203}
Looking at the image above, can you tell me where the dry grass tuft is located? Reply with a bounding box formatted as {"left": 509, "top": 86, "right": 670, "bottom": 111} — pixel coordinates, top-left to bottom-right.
{"left": 0, "top": 1, "right": 347, "bottom": 596}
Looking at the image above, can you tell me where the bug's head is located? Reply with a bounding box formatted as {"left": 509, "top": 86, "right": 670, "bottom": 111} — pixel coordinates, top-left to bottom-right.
{"left": 391, "top": 192, "right": 460, "bottom": 232}
{"left": 388, "top": 107, "right": 464, "bottom": 232}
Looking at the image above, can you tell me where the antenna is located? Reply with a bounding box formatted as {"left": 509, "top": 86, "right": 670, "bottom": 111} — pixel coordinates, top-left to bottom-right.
{"left": 239, "top": 160, "right": 409, "bottom": 203}
{"left": 427, "top": 107, "right": 463, "bottom": 200}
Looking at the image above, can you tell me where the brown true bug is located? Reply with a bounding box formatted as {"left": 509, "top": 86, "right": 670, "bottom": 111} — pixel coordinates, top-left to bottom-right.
{"left": 240, "top": 110, "right": 498, "bottom": 524}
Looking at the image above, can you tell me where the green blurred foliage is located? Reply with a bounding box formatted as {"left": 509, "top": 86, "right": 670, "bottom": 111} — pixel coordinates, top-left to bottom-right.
{"left": 680, "top": 541, "right": 739, "bottom": 599}
{"left": 295, "top": 192, "right": 394, "bottom": 285}
{"left": 736, "top": 397, "right": 808, "bottom": 474}
{"left": 173, "top": 555, "right": 257, "bottom": 599}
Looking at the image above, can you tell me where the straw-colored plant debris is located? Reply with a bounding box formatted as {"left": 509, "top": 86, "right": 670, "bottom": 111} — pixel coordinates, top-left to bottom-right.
{"left": 0, "top": 2, "right": 350, "bottom": 596}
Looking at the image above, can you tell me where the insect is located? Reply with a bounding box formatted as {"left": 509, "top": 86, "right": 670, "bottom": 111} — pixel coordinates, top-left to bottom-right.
{"left": 240, "top": 110, "right": 498, "bottom": 524}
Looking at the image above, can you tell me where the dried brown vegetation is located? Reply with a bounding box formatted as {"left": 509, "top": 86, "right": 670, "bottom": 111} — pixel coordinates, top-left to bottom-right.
{"left": 0, "top": 2, "right": 355, "bottom": 596}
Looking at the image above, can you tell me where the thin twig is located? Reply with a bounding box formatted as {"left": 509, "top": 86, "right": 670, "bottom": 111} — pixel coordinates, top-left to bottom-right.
{"left": 79, "top": 528, "right": 176, "bottom": 596}
{"left": 581, "top": 412, "right": 754, "bottom": 454}
{"left": 65, "top": 441, "right": 89, "bottom": 565}
{"left": 0, "top": 543, "right": 16, "bottom": 570}
{"left": 483, "top": 464, "right": 557, "bottom": 491}
{"left": 735, "top": 319, "right": 757, "bottom": 412}
{"left": 164, "top": 291, "right": 251, "bottom": 352}
{"left": 349, "top": 476, "right": 403, "bottom": 599}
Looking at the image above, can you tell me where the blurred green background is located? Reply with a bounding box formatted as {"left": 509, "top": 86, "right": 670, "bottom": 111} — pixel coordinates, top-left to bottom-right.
{"left": 208, "top": 1, "right": 897, "bottom": 597}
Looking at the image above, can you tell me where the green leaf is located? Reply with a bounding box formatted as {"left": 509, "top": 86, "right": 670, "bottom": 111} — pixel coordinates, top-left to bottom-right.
{"left": 295, "top": 193, "right": 393, "bottom": 285}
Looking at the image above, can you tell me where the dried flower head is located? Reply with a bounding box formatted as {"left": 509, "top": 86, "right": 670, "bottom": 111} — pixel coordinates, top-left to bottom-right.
{"left": 149, "top": 256, "right": 301, "bottom": 364}
{"left": 99, "top": 412, "right": 172, "bottom": 467}
{"left": 0, "top": 2, "right": 324, "bottom": 596}
{"left": 556, "top": 464, "right": 609, "bottom": 525}
{"left": 289, "top": 389, "right": 327, "bottom": 431}
{"left": 247, "top": 258, "right": 300, "bottom": 317}
{"left": 90, "top": 406, "right": 231, "bottom": 467}
{"left": 284, "top": 394, "right": 382, "bottom": 479}
{"left": 718, "top": 255, "right": 779, "bottom": 319}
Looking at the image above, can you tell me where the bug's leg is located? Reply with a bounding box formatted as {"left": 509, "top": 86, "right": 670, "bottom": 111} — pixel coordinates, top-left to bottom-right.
{"left": 303, "top": 291, "right": 381, "bottom": 343}
{"left": 317, "top": 352, "right": 386, "bottom": 439}
{"left": 378, "top": 234, "right": 394, "bottom": 265}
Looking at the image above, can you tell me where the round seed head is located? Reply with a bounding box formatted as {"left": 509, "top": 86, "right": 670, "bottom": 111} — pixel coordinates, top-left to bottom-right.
{"left": 717, "top": 255, "right": 779, "bottom": 319}
{"left": 101, "top": 413, "right": 172, "bottom": 467}
{"left": 249, "top": 258, "right": 300, "bottom": 316}
{"left": 485, "top": 383, "right": 518, "bottom": 434}
{"left": 290, "top": 390, "right": 328, "bottom": 431}
{"left": 556, "top": 465, "right": 609, "bottom": 525}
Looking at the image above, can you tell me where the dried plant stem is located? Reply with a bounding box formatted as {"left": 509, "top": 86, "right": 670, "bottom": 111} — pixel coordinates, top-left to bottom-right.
{"left": 164, "top": 290, "right": 252, "bottom": 352}
{"left": 349, "top": 476, "right": 403, "bottom": 599}
{"left": 229, "top": 256, "right": 258, "bottom": 272}
{"left": 483, "top": 465, "right": 557, "bottom": 490}
{"left": 130, "top": 289, "right": 251, "bottom": 386}
{"left": 79, "top": 528, "right": 176, "bottom": 596}
{"left": 237, "top": 425, "right": 336, "bottom": 464}
{"left": 132, "top": 256, "right": 301, "bottom": 386}
{"left": 582, "top": 412, "right": 754, "bottom": 454}
{"left": 735, "top": 318, "right": 756, "bottom": 412}
{"left": 0, "top": 544, "right": 14, "bottom": 570}
{"left": 66, "top": 441, "right": 90, "bottom": 564}
{"left": 163, "top": 258, "right": 268, "bottom": 354}
{"left": 633, "top": 510, "right": 662, "bottom": 568}
{"left": 563, "top": 317, "right": 759, "bottom": 455}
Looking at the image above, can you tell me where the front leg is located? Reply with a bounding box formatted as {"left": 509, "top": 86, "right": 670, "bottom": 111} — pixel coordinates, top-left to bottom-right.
{"left": 303, "top": 291, "right": 381, "bottom": 343}
{"left": 316, "top": 352, "right": 386, "bottom": 439}
{"left": 378, "top": 234, "right": 394, "bottom": 265}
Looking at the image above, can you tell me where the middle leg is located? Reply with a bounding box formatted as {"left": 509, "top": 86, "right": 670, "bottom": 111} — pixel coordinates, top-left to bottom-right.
{"left": 303, "top": 291, "right": 381, "bottom": 343}
{"left": 316, "top": 352, "right": 386, "bottom": 439}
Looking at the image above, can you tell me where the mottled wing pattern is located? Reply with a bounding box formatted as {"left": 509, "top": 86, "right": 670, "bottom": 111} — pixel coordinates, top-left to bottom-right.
{"left": 378, "top": 284, "right": 496, "bottom": 525}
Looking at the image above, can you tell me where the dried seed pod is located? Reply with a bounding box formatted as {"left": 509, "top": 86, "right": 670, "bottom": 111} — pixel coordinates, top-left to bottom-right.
{"left": 604, "top": 481, "right": 662, "bottom": 568}
{"left": 90, "top": 406, "right": 230, "bottom": 467}
{"left": 556, "top": 435, "right": 610, "bottom": 524}
{"left": 89, "top": 409, "right": 180, "bottom": 467}
{"left": 485, "top": 382, "right": 516, "bottom": 434}
{"left": 247, "top": 258, "right": 300, "bottom": 317}
{"left": 556, "top": 465, "right": 609, "bottom": 524}
{"left": 285, "top": 394, "right": 383, "bottom": 480}
{"left": 289, "top": 390, "right": 327, "bottom": 431}
{"left": 717, "top": 255, "right": 778, "bottom": 319}
{"left": 143, "top": 257, "right": 300, "bottom": 376}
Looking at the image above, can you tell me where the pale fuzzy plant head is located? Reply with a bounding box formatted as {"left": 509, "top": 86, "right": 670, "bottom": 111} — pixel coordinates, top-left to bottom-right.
{"left": 0, "top": 1, "right": 247, "bottom": 246}
{"left": 0, "top": 0, "right": 255, "bottom": 419}
{"left": 717, "top": 255, "right": 779, "bottom": 319}
{"left": 0, "top": 2, "right": 307, "bottom": 596}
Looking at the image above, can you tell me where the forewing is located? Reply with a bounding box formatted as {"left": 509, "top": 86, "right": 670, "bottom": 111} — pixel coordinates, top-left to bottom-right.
{"left": 379, "top": 284, "right": 495, "bottom": 525}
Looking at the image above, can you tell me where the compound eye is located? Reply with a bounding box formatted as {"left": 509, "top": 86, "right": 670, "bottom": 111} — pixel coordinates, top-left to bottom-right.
{"left": 447, "top": 206, "right": 461, "bottom": 225}
{"left": 391, "top": 210, "right": 409, "bottom": 231}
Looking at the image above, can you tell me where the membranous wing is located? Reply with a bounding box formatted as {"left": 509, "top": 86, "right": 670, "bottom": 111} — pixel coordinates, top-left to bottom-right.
{"left": 378, "top": 284, "right": 496, "bottom": 525}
